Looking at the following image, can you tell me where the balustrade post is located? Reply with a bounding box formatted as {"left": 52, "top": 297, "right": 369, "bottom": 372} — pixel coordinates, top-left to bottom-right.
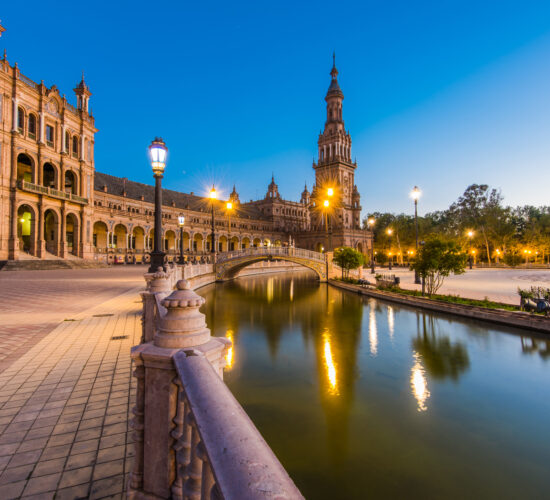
{"left": 129, "top": 278, "right": 230, "bottom": 499}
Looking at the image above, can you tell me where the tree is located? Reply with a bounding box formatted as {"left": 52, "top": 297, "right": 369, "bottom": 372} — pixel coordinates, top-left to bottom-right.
{"left": 448, "top": 184, "right": 505, "bottom": 264}
{"left": 333, "top": 247, "right": 364, "bottom": 279}
{"left": 411, "top": 236, "right": 468, "bottom": 297}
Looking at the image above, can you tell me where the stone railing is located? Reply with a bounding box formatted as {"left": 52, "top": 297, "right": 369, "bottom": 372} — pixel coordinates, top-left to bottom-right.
{"left": 130, "top": 271, "right": 303, "bottom": 499}
{"left": 16, "top": 180, "right": 88, "bottom": 205}
{"left": 19, "top": 73, "right": 39, "bottom": 90}
{"left": 215, "top": 246, "right": 326, "bottom": 264}
{"left": 171, "top": 351, "right": 303, "bottom": 500}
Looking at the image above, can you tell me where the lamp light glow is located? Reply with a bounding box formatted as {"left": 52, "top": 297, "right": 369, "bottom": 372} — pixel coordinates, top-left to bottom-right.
{"left": 411, "top": 186, "right": 421, "bottom": 201}
{"left": 323, "top": 199, "right": 329, "bottom": 208}
{"left": 149, "top": 137, "right": 168, "bottom": 176}
{"left": 178, "top": 214, "right": 185, "bottom": 227}
{"left": 226, "top": 201, "right": 233, "bottom": 210}
{"left": 327, "top": 187, "right": 334, "bottom": 197}
{"left": 209, "top": 186, "right": 217, "bottom": 199}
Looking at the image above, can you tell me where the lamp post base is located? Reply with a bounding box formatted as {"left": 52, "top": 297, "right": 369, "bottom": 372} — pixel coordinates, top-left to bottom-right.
{"left": 148, "top": 251, "right": 166, "bottom": 273}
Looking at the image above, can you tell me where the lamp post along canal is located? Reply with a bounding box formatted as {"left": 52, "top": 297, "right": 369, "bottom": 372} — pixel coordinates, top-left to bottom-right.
{"left": 210, "top": 186, "right": 217, "bottom": 254}
{"left": 226, "top": 201, "right": 233, "bottom": 251}
{"left": 178, "top": 214, "right": 185, "bottom": 264}
{"left": 467, "top": 230, "right": 474, "bottom": 269}
{"left": 148, "top": 137, "right": 168, "bottom": 273}
{"left": 411, "top": 186, "right": 421, "bottom": 284}
{"left": 387, "top": 227, "right": 393, "bottom": 270}
{"left": 367, "top": 217, "right": 375, "bottom": 274}
{"left": 323, "top": 199, "right": 330, "bottom": 252}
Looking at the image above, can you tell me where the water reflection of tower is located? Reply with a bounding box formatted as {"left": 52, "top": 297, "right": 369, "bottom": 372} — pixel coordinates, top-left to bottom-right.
{"left": 304, "top": 284, "right": 363, "bottom": 470}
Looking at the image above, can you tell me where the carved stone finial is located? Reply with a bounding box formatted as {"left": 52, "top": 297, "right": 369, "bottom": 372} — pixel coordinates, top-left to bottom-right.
{"left": 154, "top": 280, "right": 210, "bottom": 348}
{"left": 145, "top": 267, "right": 171, "bottom": 293}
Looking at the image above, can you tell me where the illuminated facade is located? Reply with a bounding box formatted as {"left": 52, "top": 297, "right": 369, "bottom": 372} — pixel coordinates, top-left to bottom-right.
{"left": 0, "top": 25, "right": 371, "bottom": 263}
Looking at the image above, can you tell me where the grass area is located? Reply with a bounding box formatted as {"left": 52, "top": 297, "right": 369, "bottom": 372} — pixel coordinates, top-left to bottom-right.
{"left": 332, "top": 277, "right": 519, "bottom": 311}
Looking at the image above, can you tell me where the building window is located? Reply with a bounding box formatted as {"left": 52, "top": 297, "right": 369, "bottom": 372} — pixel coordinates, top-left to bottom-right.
{"left": 72, "top": 136, "right": 79, "bottom": 157}
{"left": 46, "top": 125, "right": 54, "bottom": 147}
{"left": 65, "top": 131, "right": 70, "bottom": 152}
{"left": 28, "top": 114, "right": 37, "bottom": 139}
{"left": 17, "top": 107, "right": 25, "bottom": 134}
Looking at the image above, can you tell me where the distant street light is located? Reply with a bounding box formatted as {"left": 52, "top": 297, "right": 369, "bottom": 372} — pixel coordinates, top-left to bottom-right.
{"left": 226, "top": 201, "right": 233, "bottom": 251}
{"left": 467, "top": 230, "right": 474, "bottom": 269}
{"left": 148, "top": 137, "right": 168, "bottom": 273}
{"left": 367, "top": 217, "right": 375, "bottom": 274}
{"left": 323, "top": 199, "right": 331, "bottom": 252}
{"left": 387, "top": 228, "right": 393, "bottom": 270}
{"left": 209, "top": 186, "right": 217, "bottom": 254}
{"left": 411, "top": 186, "right": 421, "bottom": 284}
{"left": 178, "top": 214, "right": 185, "bottom": 264}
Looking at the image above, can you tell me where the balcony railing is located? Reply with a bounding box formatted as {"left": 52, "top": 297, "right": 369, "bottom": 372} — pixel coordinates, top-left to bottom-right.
{"left": 17, "top": 180, "right": 88, "bottom": 205}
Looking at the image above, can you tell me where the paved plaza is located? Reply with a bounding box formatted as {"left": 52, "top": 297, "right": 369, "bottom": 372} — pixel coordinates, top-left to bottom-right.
{"left": 376, "top": 266, "right": 550, "bottom": 304}
{"left": 0, "top": 267, "right": 144, "bottom": 499}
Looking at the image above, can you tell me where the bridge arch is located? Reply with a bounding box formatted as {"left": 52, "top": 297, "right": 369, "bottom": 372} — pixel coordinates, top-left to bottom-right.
{"left": 215, "top": 248, "right": 327, "bottom": 282}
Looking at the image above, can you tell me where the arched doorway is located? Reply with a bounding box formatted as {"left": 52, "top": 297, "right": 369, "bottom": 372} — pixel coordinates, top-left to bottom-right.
{"left": 165, "top": 230, "right": 176, "bottom": 253}
{"left": 64, "top": 170, "right": 78, "bottom": 194}
{"left": 93, "top": 221, "right": 108, "bottom": 251}
{"left": 219, "top": 235, "right": 227, "bottom": 252}
{"left": 114, "top": 224, "right": 127, "bottom": 250}
{"left": 44, "top": 209, "right": 59, "bottom": 256}
{"left": 43, "top": 163, "right": 57, "bottom": 189}
{"left": 315, "top": 242, "right": 324, "bottom": 253}
{"left": 206, "top": 235, "right": 213, "bottom": 252}
{"left": 181, "top": 232, "right": 190, "bottom": 252}
{"left": 242, "top": 237, "right": 250, "bottom": 249}
{"left": 357, "top": 242, "right": 363, "bottom": 254}
{"left": 17, "top": 154, "right": 34, "bottom": 183}
{"left": 253, "top": 238, "right": 261, "bottom": 248}
{"left": 65, "top": 213, "right": 79, "bottom": 256}
{"left": 17, "top": 204, "right": 36, "bottom": 255}
{"left": 230, "top": 236, "right": 239, "bottom": 251}
{"left": 193, "top": 233, "right": 203, "bottom": 252}
{"left": 263, "top": 238, "right": 271, "bottom": 247}
{"left": 274, "top": 239, "right": 282, "bottom": 247}
{"left": 133, "top": 227, "right": 145, "bottom": 251}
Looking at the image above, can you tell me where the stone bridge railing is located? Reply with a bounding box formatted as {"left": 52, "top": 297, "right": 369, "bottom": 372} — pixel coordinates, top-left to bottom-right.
{"left": 216, "top": 246, "right": 326, "bottom": 265}
{"left": 130, "top": 269, "right": 303, "bottom": 499}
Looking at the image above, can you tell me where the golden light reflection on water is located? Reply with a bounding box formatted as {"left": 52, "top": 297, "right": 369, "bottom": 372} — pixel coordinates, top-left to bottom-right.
{"left": 387, "top": 306, "right": 394, "bottom": 340}
{"left": 266, "top": 278, "right": 274, "bottom": 303}
{"left": 290, "top": 279, "right": 294, "bottom": 302}
{"left": 225, "top": 329, "right": 234, "bottom": 369}
{"left": 323, "top": 331, "right": 339, "bottom": 396}
{"left": 369, "top": 307, "right": 378, "bottom": 356}
{"left": 411, "top": 351, "right": 430, "bottom": 411}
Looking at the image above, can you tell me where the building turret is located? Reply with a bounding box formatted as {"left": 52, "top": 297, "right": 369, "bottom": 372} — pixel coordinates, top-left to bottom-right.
{"left": 266, "top": 175, "right": 281, "bottom": 200}
{"left": 300, "top": 183, "right": 310, "bottom": 205}
{"left": 73, "top": 72, "right": 91, "bottom": 112}
{"left": 229, "top": 184, "right": 240, "bottom": 205}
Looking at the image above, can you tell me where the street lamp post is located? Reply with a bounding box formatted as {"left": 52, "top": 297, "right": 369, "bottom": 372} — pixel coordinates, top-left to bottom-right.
{"left": 226, "top": 201, "right": 233, "bottom": 251}
{"left": 178, "top": 214, "right": 185, "bottom": 264}
{"left": 148, "top": 137, "right": 168, "bottom": 273}
{"left": 327, "top": 187, "right": 334, "bottom": 251}
{"left": 387, "top": 228, "right": 393, "bottom": 270}
{"left": 323, "top": 199, "right": 330, "bottom": 252}
{"left": 467, "top": 230, "right": 474, "bottom": 269}
{"left": 411, "top": 186, "right": 421, "bottom": 284}
{"left": 209, "top": 186, "right": 217, "bottom": 254}
{"left": 367, "top": 217, "right": 375, "bottom": 273}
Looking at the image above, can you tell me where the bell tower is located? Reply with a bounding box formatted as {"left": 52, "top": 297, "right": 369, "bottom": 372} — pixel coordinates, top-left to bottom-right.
{"left": 313, "top": 55, "right": 358, "bottom": 229}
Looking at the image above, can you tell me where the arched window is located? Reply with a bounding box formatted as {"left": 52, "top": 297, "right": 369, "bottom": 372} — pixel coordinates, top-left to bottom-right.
{"left": 17, "top": 107, "right": 25, "bottom": 133}
{"left": 28, "top": 114, "right": 37, "bottom": 139}
{"left": 72, "top": 136, "right": 79, "bottom": 157}
{"left": 65, "top": 131, "right": 70, "bottom": 152}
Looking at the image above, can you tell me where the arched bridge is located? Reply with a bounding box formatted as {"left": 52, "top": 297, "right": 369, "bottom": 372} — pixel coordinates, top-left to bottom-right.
{"left": 215, "top": 247, "right": 328, "bottom": 282}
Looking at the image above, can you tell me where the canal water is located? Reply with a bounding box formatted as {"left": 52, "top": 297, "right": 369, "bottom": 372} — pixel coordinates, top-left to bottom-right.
{"left": 200, "top": 272, "right": 550, "bottom": 499}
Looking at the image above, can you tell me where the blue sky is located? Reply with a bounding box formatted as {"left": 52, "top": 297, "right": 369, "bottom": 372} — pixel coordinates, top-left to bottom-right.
{"left": 2, "top": 1, "right": 550, "bottom": 215}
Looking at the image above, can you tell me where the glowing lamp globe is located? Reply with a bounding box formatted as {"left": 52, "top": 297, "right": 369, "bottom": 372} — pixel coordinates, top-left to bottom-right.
{"left": 411, "top": 186, "right": 421, "bottom": 201}
{"left": 209, "top": 186, "right": 217, "bottom": 199}
{"left": 226, "top": 201, "right": 233, "bottom": 210}
{"left": 149, "top": 137, "right": 168, "bottom": 176}
{"left": 327, "top": 187, "right": 334, "bottom": 197}
{"left": 178, "top": 214, "right": 185, "bottom": 227}
{"left": 323, "top": 200, "right": 330, "bottom": 208}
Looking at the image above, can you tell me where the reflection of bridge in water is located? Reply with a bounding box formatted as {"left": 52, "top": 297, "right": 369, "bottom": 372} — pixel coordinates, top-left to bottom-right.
{"left": 215, "top": 247, "right": 329, "bottom": 282}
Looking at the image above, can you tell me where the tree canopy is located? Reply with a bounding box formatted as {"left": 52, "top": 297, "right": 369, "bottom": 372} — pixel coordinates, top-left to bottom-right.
{"left": 333, "top": 247, "right": 364, "bottom": 279}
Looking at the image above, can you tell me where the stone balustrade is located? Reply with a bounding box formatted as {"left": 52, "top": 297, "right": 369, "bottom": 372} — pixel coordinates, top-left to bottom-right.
{"left": 129, "top": 271, "right": 303, "bottom": 499}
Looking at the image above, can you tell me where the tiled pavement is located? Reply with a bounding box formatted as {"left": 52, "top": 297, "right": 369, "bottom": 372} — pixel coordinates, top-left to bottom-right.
{"left": 0, "top": 272, "right": 144, "bottom": 499}
{"left": 0, "top": 268, "right": 145, "bottom": 372}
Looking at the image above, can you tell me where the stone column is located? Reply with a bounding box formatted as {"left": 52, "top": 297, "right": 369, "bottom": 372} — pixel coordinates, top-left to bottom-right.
{"left": 59, "top": 205, "right": 66, "bottom": 258}
{"left": 129, "top": 278, "right": 229, "bottom": 499}
{"left": 37, "top": 204, "right": 45, "bottom": 258}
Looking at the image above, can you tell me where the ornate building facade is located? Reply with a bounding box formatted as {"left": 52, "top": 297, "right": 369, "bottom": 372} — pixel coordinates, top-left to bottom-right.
{"left": 0, "top": 24, "right": 371, "bottom": 264}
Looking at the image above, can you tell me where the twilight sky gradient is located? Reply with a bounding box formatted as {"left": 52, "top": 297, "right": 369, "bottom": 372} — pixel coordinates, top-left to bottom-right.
{"left": 2, "top": 1, "right": 550, "bottom": 216}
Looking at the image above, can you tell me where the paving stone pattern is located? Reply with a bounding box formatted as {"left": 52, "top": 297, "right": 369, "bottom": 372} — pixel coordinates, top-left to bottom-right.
{"left": 0, "top": 281, "right": 143, "bottom": 499}
{"left": 0, "top": 267, "right": 144, "bottom": 373}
